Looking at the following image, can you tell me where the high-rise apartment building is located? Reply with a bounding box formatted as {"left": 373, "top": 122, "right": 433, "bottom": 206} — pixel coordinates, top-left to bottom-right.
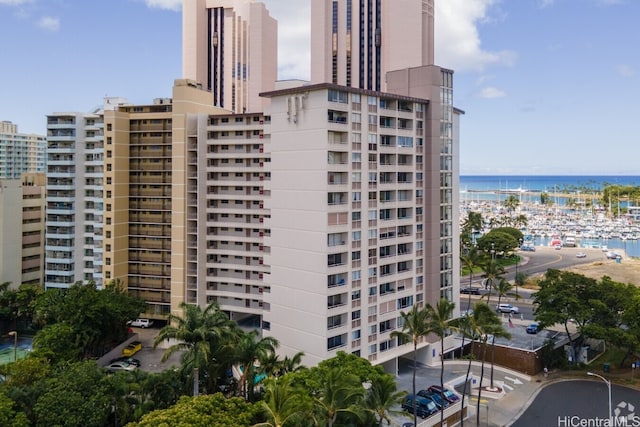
{"left": 167, "top": 0, "right": 462, "bottom": 369}
{"left": 52, "top": 0, "right": 459, "bottom": 370}
{"left": 310, "top": 0, "right": 435, "bottom": 92}
{"left": 45, "top": 110, "right": 107, "bottom": 289}
{"left": 257, "top": 79, "right": 460, "bottom": 368}
{"left": 0, "top": 121, "right": 46, "bottom": 179}
{"left": 102, "top": 80, "right": 225, "bottom": 318}
{"left": 182, "top": 0, "right": 277, "bottom": 113}
{"left": 0, "top": 173, "right": 46, "bottom": 289}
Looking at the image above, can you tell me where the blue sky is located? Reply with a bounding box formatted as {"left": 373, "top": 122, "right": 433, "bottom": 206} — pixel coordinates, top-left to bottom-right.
{"left": 1, "top": 0, "right": 638, "bottom": 175}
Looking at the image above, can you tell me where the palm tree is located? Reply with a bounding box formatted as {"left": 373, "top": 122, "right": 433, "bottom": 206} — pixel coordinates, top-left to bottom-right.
{"left": 253, "top": 376, "right": 309, "bottom": 427}
{"left": 480, "top": 255, "right": 505, "bottom": 306}
{"left": 311, "top": 367, "right": 364, "bottom": 427}
{"left": 259, "top": 351, "right": 305, "bottom": 379}
{"left": 390, "top": 304, "right": 431, "bottom": 427}
{"left": 280, "top": 352, "right": 305, "bottom": 376}
{"left": 476, "top": 313, "right": 510, "bottom": 426}
{"left": 484, "top": 278, "right": 521, "bottom": 389}
{"left": 503, "top": 194, "right": 520, "bottom": 213}
{"left": 153, "top": 301, "right": 237, "bottom": 395}
{"left": 425, "top": 298, "right": 457, "bottom": 427}
{"left": 363, "top": 374, "right": 407, "bottom": 426}
{"left": 453, "top": 302, "right": 495, "bottom": 427}
{"left": 233, "top": 329, "right": 279, "bottom": 402}
{"left": 460, "top": 246, "right": 480, "bottom": 309}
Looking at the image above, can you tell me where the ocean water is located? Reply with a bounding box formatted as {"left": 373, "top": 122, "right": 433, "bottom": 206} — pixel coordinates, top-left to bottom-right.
{"left": 460, "top": 175, "right": 640, "bottom": 258}
{"left": 460, "top": 175, "right": 640, "bottom": 193}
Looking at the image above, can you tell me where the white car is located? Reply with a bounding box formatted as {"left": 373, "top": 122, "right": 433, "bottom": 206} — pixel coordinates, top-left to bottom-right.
{"left": 605, "top": 251, "right": 621, "bottom": 260}
{"left": 128, "top": 318, "right": 154, "bottom": 328}
{"left": 105, "top": 362, "right": 137, "bottom": 373}
{"left": 496, "top": 303, "right": 519, "bottom": 314}
{"left": 576, "top": 252, "right": 587, "bottom": 258}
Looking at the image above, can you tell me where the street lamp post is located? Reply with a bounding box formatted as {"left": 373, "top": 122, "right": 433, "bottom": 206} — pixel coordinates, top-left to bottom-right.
{"left": 7, "top": 331, "right": 17, "bottom": 362}
{"left": 587, "top": 371, "right": 612, "bottom": 426}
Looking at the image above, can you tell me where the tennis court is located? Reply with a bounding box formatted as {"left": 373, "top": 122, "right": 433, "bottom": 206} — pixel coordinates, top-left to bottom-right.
{"left": 0, "top": 336, "right": 32, "bottom": 365}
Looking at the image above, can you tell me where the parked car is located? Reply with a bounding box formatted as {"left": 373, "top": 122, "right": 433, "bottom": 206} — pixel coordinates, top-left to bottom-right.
{"left": 526, "top": 323, "right": 541, "bottom": 334}
{"left": 109, "top": 356, "right": 141, "bottom": 367}
{"left": 417, "top": 389, "right": 451, "bottom": 409}
{"left": 460, "top": 287, "right": 481, "bottom": 295}
{"left": 128, "top": 318, "right": 154, "bottom": 328}
{"left": 496, "top": 303, "right": 519, "bottom": 314}
{"left": 105, "top": 361, "right": 137, "bottom": 373}
{"left": 427, "top": 385, "right": 460, "bottom": 403}
{"left": 401, "top": 394, "right": 439, "bottom": 419}
{"left": 122, "top": 341, "right": 142, "bottom": 357}
{"left": 606, "top": 251, "right": 622, "bottom": 260}
{"left": 576, "top": 252, "right": 587, "bottom": 258}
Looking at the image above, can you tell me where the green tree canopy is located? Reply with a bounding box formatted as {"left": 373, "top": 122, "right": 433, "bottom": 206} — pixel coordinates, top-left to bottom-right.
{"left": 127, "top": 393, "right": 260, "bottom": 427}
{"left": 33, "top": 281, "right": 146, "bottom": 361}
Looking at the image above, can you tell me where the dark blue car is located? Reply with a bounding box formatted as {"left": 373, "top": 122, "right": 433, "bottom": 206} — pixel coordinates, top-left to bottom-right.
{"left": 417, "top": 389, "right": 450, "bottom": 410}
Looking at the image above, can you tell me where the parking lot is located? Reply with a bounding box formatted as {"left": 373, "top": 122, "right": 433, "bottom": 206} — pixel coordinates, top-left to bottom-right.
{"left": 119, "top": 326, "right": 183, "bottom": 373}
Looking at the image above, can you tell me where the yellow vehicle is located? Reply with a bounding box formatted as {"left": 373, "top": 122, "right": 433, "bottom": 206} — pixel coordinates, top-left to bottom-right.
{"left": 122, "top": 341, "right": 142, "bottom": 357}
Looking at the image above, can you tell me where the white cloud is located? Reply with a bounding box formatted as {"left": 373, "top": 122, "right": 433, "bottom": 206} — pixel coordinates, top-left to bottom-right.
{"left": 0, "top": 0, "right": 31, "bottom": 5}
{"left": 539, "top": 0, "right": 556, "bottom": 7}
{"left": 36, "top": 16, "right": 59, "bottom": 31}
{"left": 478, "top": 86, "right": 506, "bottom": 98}
{"left": 435, "top": 0, "right": 516, "bottom": 72}
{"left": 265, "top": 0, "right": 311, "bottom": 80}
{"left": 616, "top": 64, "right": 635, "bottom": 77}
{"left": 145, "top": 0, "right": 181, "bottom": 11}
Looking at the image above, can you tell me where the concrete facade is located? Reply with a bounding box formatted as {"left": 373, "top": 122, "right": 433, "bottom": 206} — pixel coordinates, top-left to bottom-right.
{"left": 102, "top": 80, "right": 225, "bottom": 318}
{"left": 0, "top": 173, "right": 46, "bottom": 289}
{"left": 310, "top": 0, "right": 435, "bottom": 92}
{"left": 257, "top": 81, "right": 459, "bottom": 366}
{"left": 182, "top": 0, "right": 277, "bottom": 113}
{"left": 45, "top": 111, "right": 107, "bottom": 289}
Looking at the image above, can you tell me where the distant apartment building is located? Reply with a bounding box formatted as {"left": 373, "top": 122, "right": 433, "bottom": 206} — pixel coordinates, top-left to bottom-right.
{"left": 310, "top": 0, "right": 435, "bottom": 92}
{"left": 0, "top": 121, "right": 46, "bottom": 179}
{"left": 44, "top": 109, "right": 108, "bottom": 289}
{"left": 182, "top": 0, "right": 277, "bottom": 113}
{"left": 0, "top": 173, "right": 46, "bottom": 289}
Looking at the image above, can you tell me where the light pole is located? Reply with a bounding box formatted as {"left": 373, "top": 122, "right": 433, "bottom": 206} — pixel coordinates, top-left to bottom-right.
{"left": 587, "top": 371, "right": 612, "bottom": 426}
{"left": 8, "top": 331, "right": 17, "bottom": 362}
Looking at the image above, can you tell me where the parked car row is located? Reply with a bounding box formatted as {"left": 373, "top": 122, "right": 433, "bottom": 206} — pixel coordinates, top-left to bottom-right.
{"left": 401, "top": 385, "right": 460, "bottom": 419}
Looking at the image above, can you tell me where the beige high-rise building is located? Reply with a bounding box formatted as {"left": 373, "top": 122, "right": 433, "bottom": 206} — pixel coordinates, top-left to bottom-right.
{"left": 0, "top": 121, "right": 46, "bottom": 180}
{"left": 257, "top": 77, "right": 461, "bottom": 368}
{"left": 0, "top": 173, "right": 46, "bottom": 289}
{"left": 102, "top": 80, "right": 225, "bottom": 318}
{"left": 182, "top": 0, "right": 277, "bottom": 113}
{"left": 310, "top": 0, "right": 435, "bottom": 92}
{"left": 90, "top": 0, "right": 461, "bottom": 370}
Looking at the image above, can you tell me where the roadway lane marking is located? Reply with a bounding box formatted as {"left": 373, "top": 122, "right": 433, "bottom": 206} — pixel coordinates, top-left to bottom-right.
{"left": 504, "top": 375, "right": 523, "bottom": 385}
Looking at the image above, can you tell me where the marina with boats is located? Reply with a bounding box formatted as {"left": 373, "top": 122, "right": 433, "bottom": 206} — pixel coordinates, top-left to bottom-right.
{"left": 459, "top": 176, "right": 640, "bottom": 258}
